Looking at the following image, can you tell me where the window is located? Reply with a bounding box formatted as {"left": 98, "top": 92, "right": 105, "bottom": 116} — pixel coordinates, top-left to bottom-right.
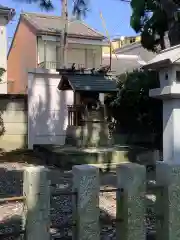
{"left": 176, "top": 71, "right": 180, "bottom": 82}
{"left": 165, "top": 73, "right": 168, "bottom": 80}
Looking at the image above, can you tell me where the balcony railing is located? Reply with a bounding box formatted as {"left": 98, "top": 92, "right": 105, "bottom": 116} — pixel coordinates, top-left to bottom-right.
{"left": 38, "top": 61, "right": 85, "bottom": 70}
{"left": 38, "top": 61, "right": 59, "bottom": 69}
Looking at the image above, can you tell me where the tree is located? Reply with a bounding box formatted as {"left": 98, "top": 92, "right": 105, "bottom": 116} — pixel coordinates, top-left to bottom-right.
{"left": 105, "top": 70, "right": 162, "bottom": 148}
{"left": 15, "top": 0, "right": 87, "bottom": 18}
{"left": 16, "top": 0, "right": 54, "bottom": 10}
{"left": 130, "top": 0, "right": 167, "bottom": 52}
{"left": 160, "top": 0, "right": 180, "bottom": 46}
{"left": 130, "top": 0, "right": 180, "bottom": 52}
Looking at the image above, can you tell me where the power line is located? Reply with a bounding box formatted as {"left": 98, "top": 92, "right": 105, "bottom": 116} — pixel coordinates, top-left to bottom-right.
{"left": 119, "top": 0, "right": 130, "bottom": 2}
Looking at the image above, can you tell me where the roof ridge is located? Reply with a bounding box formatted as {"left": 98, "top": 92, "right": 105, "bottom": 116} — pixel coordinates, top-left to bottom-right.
{"left": 80, "top": 21, "right": 104, "bottom": 37}
{"left": 22, "top": 11, "right": 104, "bottom": 37}
{"left": 22, "top": 13, "right": 41, "bottom": 30}
{"left": 20, "top": 11, "right": 105, "bottom": 39}
{"left": 21, "top": 11, "right": 62, "bottom": 19}
{"left": 160, "top": 43, "right": 180, "bottom": 54}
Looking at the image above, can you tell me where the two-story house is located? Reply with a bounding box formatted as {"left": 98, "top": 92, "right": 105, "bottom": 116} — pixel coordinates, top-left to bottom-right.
{"left": 0, "top": 5, "right": 15, "bottom": 93}
{"left": 7, "top": 12, "right": 107, "bottom": 94}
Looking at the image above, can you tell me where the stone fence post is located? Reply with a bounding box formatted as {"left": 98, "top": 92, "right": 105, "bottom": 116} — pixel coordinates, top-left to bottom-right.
{"left": 23, "top": 166, "right": 50, "bottom": 240}
{"left": 116, "top": 163, "right": 146, "bottom": 240}
{"left": 72, "top": 165, "right": 100, "bottom": 240}
{"left": 156, "top": 162, "right": 180, "bottom": 240}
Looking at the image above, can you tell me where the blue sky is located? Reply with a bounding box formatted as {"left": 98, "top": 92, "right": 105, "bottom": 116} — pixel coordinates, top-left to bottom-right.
{"left": 2, "top": 0, "right": 135, "bottom": 47}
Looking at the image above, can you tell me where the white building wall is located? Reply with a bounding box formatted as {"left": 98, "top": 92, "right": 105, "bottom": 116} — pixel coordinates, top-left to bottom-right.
{"left": 28, "top": 69, "right": 74, "bottom": 149}
{"left": 0, "top": 17, "right": 8, "bottom": 93}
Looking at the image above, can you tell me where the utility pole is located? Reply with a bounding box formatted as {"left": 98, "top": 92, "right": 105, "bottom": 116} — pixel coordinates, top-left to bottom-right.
{"left": 109, "top": 41, "right": 112, "bottom": 71}
{"left": 60, "top": 0, "right": 68, "bottom": 68}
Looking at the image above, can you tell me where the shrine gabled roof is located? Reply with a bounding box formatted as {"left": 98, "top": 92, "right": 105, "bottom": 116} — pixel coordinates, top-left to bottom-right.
{"left": 58, "top": 74, "right": 118, "bottom": 92}
{"left": 144, "top": 44, "right": 180, "bottom": 70}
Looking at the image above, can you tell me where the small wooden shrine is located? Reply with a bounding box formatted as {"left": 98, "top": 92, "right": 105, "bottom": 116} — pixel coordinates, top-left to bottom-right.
{"left": 57, "top": 69, "right": 118, "bottom": 147}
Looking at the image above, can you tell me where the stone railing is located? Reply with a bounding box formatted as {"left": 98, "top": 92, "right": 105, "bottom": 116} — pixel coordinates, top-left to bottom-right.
{"left": 2, "top": 162, "right": 180, "bottom": 240}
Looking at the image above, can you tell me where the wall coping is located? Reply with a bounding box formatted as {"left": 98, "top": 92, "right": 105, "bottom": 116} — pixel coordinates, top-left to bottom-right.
{"left": 28, "top": 68, "right": 59, "bottom": 75}
{"left": 0, "top": 94, "right": 27, "bottom": 99}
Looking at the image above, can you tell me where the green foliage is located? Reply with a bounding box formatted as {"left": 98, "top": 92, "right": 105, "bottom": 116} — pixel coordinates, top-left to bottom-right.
{"left": 14, "top": 0, "right": 89, "bottom": 19}
{"left": 0, "top": 68, "right": 5, "bottom": 82}
{"left": 105, "top": 70, "right": 162, "bottom": 148}
{"left": 14, "top": 0, "right": 88, "bottom": 15}
{"left": 72, "top": 0, "right": 88, "bottom": 19}
{"left": 130, "top": 0, "right": 180, "bottom": 51}
{"left": 130, "top": 0, "right": 168, "bottom": 52}
{"left": 15, "top": 0, "right": 53, "bottom": 11}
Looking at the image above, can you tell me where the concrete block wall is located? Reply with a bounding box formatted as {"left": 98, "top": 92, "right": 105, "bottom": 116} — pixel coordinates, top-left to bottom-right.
{"left": 0, "top": 94, "right": 27, "bottom": 151}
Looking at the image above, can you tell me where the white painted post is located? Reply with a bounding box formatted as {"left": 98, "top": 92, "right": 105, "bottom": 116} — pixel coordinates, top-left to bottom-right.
{"left": 72, "top": 165, "right": 100, "bottom": 240}
{"left": 162, "top": 99, "right": 180, "bottom": 163}
{"left": 116, "top": 163, "right": 146, "bottom": 240}
{"left": 23, "top": 166, "right": 50, "bottom": 240}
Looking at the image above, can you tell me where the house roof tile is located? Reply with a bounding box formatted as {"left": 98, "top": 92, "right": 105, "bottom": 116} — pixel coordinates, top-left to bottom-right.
{"left": 102, "top": 54, "right": 146, "bottom": 75}
{"left": 0, "top": 5, "right": 11, "bottom": 10}
{"left": 102, "top": 57, "right": 140, "bottom": 75}
{"left": 21, "top": 12, "right": 105, "bottom": 39}
{"left": 0, "top": 5, "right": 15, "bottom": 20}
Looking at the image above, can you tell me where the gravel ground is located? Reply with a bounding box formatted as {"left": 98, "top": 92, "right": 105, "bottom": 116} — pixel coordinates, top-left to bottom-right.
{"left": 0, "top": 162, "right": 155, "bottom": 240}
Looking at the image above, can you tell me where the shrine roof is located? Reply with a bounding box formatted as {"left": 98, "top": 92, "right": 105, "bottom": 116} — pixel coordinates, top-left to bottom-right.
{"left": 58, "top": 73, "right": 118, "bottom": 92}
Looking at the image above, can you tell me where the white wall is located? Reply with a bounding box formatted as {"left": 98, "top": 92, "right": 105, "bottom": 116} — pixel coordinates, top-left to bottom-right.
{"left": 0, "top": 17, "right": 8, "bottom": 93}
{"left": 37, "top": 38, "right": 102, "bottom": 69}
{"left": 28, "top": 69, "right": 74, "bottom": 149}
